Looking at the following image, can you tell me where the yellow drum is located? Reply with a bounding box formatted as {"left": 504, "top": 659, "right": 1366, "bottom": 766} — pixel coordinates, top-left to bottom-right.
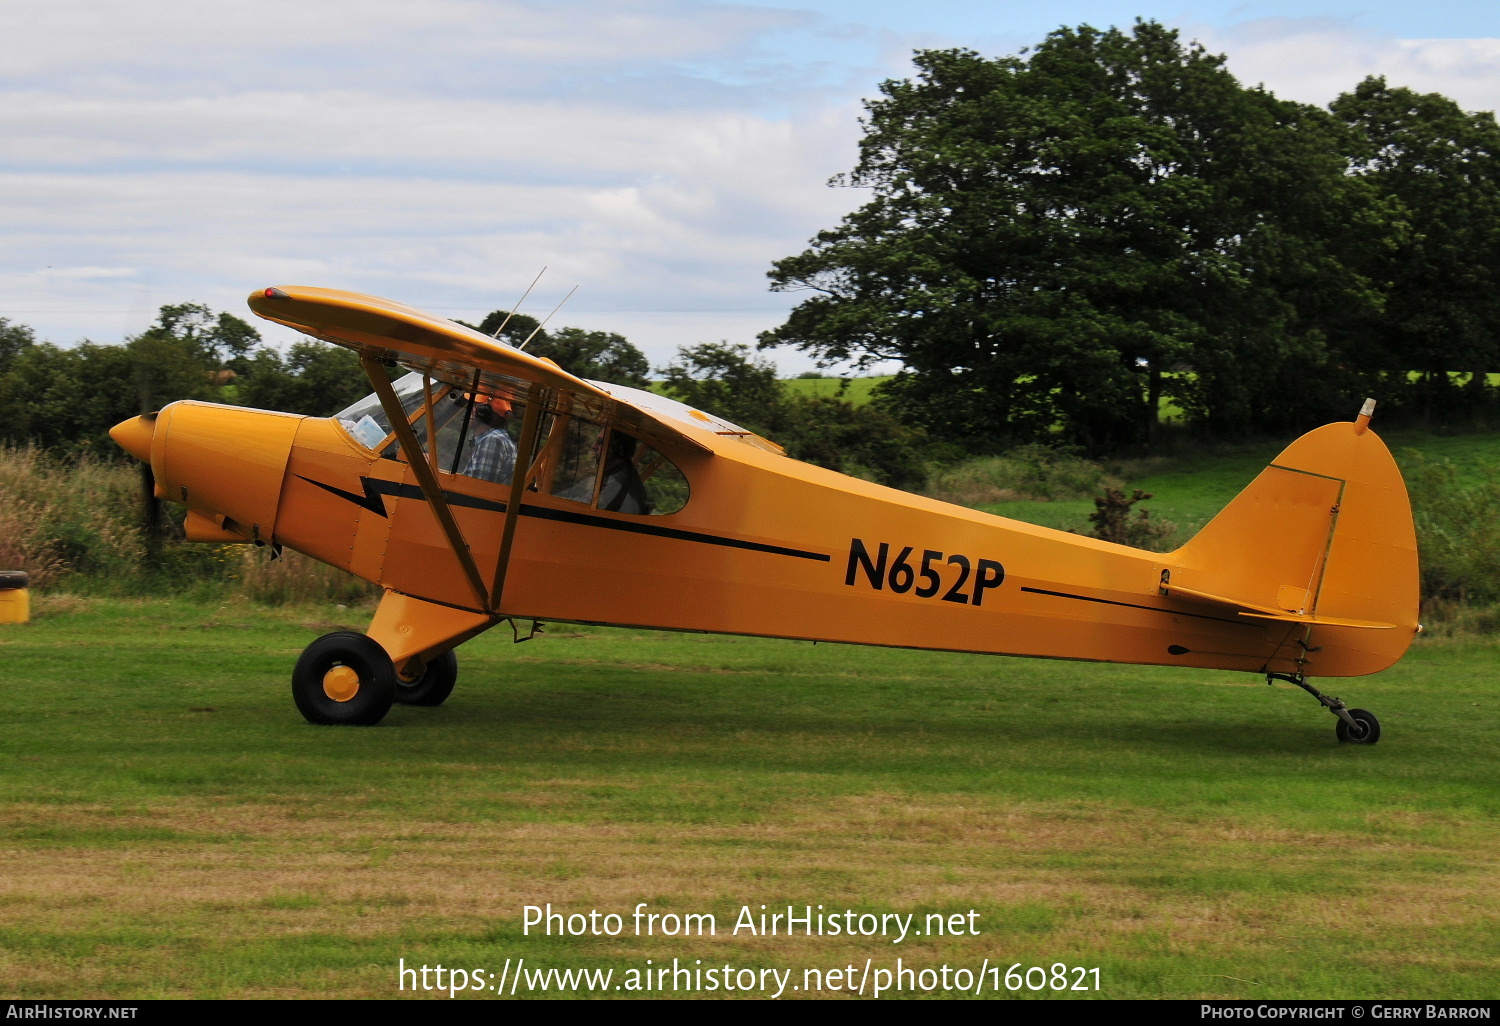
{"left": 0, "top": 571, "right": 29, "bottom": 624}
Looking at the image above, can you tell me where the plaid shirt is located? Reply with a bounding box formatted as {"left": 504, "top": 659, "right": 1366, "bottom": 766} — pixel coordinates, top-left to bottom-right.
{"left": 463, "top": 427, "right": 517, "bottom": 483}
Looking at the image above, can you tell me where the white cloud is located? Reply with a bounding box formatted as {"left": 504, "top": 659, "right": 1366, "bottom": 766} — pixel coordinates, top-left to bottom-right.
{"left": 1193, "top": 19, "right": 1500, "bottom": 113}
{"left": 0, "top": 0, "right": 812, "bottom": 84}
{"left": 0, "top": 0, "right": 874, "bottom": 369}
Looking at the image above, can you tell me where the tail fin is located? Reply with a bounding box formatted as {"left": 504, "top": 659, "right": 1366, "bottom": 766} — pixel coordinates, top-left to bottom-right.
{"left": 1167, "top": 411, "right": 1419, "bottom": 676}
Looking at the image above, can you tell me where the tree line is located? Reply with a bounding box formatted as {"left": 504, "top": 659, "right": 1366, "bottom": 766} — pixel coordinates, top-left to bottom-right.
{"left": 0, "top": 303, "right": 926, "bottom": 489}
{"left": 0, "top": 304, "right": 675, "bottom": 452}
{"left": 762, "top": 21, "right": 1500, "bottom": 451}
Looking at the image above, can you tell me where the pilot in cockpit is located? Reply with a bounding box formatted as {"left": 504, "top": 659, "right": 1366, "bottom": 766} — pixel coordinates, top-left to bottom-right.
{"left": 463, "top": 396, "right": 518, "bottom": 484}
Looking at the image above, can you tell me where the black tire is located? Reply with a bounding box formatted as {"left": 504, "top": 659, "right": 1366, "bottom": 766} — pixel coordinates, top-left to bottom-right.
{"left": 0, "top": 570, "right": 29, "bottom": 590}
{"left": 291, "top": 631, "right": 396, "bottom": 726}
{"left": 395, "top": 650, "right": 458, "bottom": 707}
{"left": 1336, "top": 708, "right": 1381, "bottom": 745}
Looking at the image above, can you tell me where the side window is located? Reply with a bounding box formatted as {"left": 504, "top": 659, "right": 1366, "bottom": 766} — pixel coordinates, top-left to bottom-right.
{"left": 451, "top": 395, "right": 519, "bottom": 484}
{"left": 598, "top": 431, "right": 689, "bottom": 516}
{"left": 548, "top": 418, "right": 604, "bottom": 503}
{"left": 545, "top": 423, "right": 689, "bottom": 516}
{"left": 636, "top": 441, "right": 689, "bottom": 515}
{"left": 382, "top": 387, "right": 472, "bottom": 468}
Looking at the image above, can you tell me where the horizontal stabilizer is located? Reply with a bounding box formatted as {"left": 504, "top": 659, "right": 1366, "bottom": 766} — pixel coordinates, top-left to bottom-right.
{"left": 1237, "top": 611, "right": 1395, "bottom": 630}
{"left": 1166, "top": 584, "right": 1395, "bottom": 630}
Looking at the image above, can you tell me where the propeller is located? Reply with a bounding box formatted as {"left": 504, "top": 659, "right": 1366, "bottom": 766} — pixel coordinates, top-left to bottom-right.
{"left": 140, "top": 453, "right": 164, "bottom": 564}
{"left": 110, "top": 412, "right": 163, "bottom": 564}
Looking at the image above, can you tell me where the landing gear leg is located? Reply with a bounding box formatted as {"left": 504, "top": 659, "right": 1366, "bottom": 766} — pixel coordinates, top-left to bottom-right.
{"left": 395, "top": 649, "right": 458, "bottom": 706}
{"left": 1267, "top": 672, "right": 1381, "bottom": 745}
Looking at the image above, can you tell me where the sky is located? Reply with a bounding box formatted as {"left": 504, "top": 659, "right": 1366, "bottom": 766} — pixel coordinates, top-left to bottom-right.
{"left": 1, "top": 1, "right": 1497, "bottom": 376}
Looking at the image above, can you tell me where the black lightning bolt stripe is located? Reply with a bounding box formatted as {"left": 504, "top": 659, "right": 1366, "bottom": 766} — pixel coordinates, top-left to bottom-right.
{"left": 298, "top": 475, "right": 507, "bottom": 517}
{"left": 297, "top": 475, "right": 830, "bottom": 562}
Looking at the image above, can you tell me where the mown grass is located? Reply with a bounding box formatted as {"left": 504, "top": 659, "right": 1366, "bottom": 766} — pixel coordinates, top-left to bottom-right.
{"left": 781, "top": 376, "right": 890, "bottom": 404}
{"left": 2, "top": 596, "right": 1497, "bottom": 999}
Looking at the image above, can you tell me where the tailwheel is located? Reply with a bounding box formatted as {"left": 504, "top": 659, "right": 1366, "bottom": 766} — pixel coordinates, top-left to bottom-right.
{"left": 1335, "top": 708, "right": 1381, "bottom": 745}
{"left": 292, "top": 631, "right": 396, "bottom": 726}
{"left": 395, "top": 650, "right": 458, "bottom": 707}
{"left": 1267, "top": 672, "right": 1380, "bottom": 745}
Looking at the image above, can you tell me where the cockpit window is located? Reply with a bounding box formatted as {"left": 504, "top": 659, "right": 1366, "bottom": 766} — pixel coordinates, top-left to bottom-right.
{"left": 334, "top": 372, "right": 428, "bottom": 451}
{"left": 632, "top": 438, "right": 689, "bottom": 515}
{"left": 547, "top": 418, "right": 604, "bottom": 504}
{"left": 335, "top": 376, "right": 687, "bottom": 512}
{"left": 336, "top": 373, "right": 522, "bottom": 483}
{"left": 543, "top": 418, "right": 688, "bottom": 516}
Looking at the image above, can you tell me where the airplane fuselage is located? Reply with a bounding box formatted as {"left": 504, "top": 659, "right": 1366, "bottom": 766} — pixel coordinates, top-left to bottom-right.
{"left": 232, "top": 410, "right": 1409, "bottom": 679}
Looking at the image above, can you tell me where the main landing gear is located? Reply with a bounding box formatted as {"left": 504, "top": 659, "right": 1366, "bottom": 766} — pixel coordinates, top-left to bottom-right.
{"left": 292, "top": 631, "right": 458, "bottom": 726}
{"left": 395, "top": 649, "right": 458, "bottom": 707}
{"left": 1266, "top": 671, "right": 1381, "bottom": 745}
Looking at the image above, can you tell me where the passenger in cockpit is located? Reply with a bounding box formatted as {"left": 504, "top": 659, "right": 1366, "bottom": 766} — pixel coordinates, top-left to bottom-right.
{"left": 597, "top": 430, "right": 651, "bottom": 514}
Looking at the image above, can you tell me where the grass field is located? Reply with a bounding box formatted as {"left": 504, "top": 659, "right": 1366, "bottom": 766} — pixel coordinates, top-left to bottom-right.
{"left": 781, "top": 375, "right": 891, "bottom": 404}
{"left": 3, "top": 593, "right": 1497, "bottom": 1000}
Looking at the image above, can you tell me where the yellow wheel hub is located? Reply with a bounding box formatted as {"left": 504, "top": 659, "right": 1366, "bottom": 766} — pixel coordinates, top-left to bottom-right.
{"left": 322, "top": 664, "right": 361, "bottom": 703}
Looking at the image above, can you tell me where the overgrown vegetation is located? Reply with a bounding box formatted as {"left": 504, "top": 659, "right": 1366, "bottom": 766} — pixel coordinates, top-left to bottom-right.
{"left": 1086, "top": 487, "right": 1178, "bottom": 551}
{"left": 1402, "top": 452, "right": 1500, "bottom": 604}
{"left": 0, "top": 446, "right": 373, "bottom": 605}
{"left": 923, "top": 444, "right": 1105, "bottom": 505}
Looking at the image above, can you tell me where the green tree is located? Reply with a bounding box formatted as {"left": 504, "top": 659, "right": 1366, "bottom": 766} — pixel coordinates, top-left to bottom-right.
{"left": 463, "top": 310, "right": 651, "bottom": 387}
{"left": 467, "top": 310, "right": 546, "bottom": 347}
{"left": 138, "top": 303, "right": 261, "bottom": 370}
{"left": 0, "top": 304, "right": 267, "bottom": 453}
{"left": 1332, "top": 77, "right": 1500, "bottom": 423}
{"left": 0, "top": 318, "right": 35, "bottom": 376}
{"left": 531, "top": 327, "right": 650, "bottom": 387}
{"left": 659, "top": 342, "right": 784, "bottom": 430}
{"left": 660, "top": 343, "right": 927, "bottom": 490}
{"left": 763, "top": 23, "right": 1384, "bottom": 450}
{"left": 126, "top": 302, "right": 264, "bottom": 412}
{"left": 0, "top": 343, "right": 138, "bottom": 453}
{"left": 236, "top": 341, "right": 370, "bottom": 416}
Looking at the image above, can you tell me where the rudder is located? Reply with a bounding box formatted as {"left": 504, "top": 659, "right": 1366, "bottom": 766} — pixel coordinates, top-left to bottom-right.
{"left": 1168, "top": 417, "right": 1419, "bottom": 677}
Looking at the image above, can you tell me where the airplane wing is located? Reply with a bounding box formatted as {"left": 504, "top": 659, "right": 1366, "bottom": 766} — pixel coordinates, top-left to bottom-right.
{"left": 245, "top": 286, "right": 784, "bottom": 456}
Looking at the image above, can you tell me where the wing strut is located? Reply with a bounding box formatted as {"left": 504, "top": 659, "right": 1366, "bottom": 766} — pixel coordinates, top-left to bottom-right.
{"left": 490, "top": 382, "right": 545, "bottom": 612}
{"left": 362, "top": 355, "right": 491, "bottom": 611}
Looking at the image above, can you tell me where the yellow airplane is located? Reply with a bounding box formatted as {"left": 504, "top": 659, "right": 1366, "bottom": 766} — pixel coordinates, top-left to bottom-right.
{"left": 109, "top": 286, "right": 1419, "bottom": 743}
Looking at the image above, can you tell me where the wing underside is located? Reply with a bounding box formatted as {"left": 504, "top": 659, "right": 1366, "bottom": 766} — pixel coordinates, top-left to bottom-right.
{"left": 246, "top": 286, "right": 782, "bottom": 456}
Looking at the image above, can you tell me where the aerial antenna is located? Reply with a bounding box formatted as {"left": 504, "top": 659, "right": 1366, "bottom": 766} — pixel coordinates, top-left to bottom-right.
{"left": 492, "top": 266, "right": 547, "bottom": 340}
{"left": 519, "top": 285, "right": 579, "bottom": 350}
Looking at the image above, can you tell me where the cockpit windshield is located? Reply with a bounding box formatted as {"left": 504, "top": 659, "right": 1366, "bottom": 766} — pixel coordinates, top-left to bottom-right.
{"left": 335, "top": 372, "right": 485, "bottom": 473}
{"left": 334, "top": 371, "right": 428, "bottom": 450}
